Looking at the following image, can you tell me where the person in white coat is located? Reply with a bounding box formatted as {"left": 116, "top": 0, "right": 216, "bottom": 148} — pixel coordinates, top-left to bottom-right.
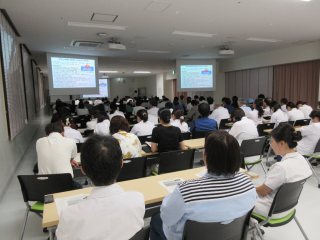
{"left": 108, "top": 102, "right": 125, "bottom": 120}
{"left": 297, "top": 110, "right": 320, "bottom": 155}
{"left": 297, "top": 101, "right": 313, "bottom": 119}
{"left": 95, "top": 115, "right": 110, "bottom": 136}
{"left": 62, "top": 117, "right": 84, "bottom": 143}
{"left": 56, "top": 135, "right": 145, "bottom": 240}
{"left": 209, "top": 104, "right": 230, "bottom": 127}
{"left": 247, "top": 99, "right": 264, "bottom": 125}
{"left": 271, "top": 103, "right": 288, "bottom": 126}
{"left": 286, "top": 102, "right": 305, "bottom": 121}
{"left": 171, "top": 109, "right": 189, "bottom": 133}
{"left": 229, "top": 108, "right": 259, "bottom": 145}
{"left": 130, "top": 109, "right": 155, "bottom": 136}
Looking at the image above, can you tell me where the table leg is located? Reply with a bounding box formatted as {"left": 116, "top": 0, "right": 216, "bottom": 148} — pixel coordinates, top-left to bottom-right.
{"left": 48, "top": 227, "right": 56, "bottom": 240}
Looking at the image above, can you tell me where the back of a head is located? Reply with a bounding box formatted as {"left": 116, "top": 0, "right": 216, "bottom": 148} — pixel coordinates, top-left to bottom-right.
{"left": 137, "top": 109, "right": 148, "bottom": 122}
{"left": 165, "top": 101, "right": 173, "bottom": 109}
{"left": 198, "top": 103, "right": 210, "bottom": 117}
{"left": 232, "top": 96, "right": 238, "bottom": 103}
{"left": 286, "top": 102, "right": 296, "bottom": 110}
{"left": 109, "top": 102, "right": 117, "bottom": 113}
{"left": 207, "top": 97, "right": 214, "bottom": 105}
{"left": 81, "top": 135, "right": 122, "bottom": 186}
{"left": 272, "top": 103, "right": 281, "bottom": 112}
{"left": 224, "top": 98, "right": 231, "bottom": 105}
{"left": 158, "top": 108, "right": 171, "bottom": 124}
{"left": 205, "top": 131, "right": 241, "bottom": 175}
{"left": 191, "top": 100, "right": 198, "bottom": 106}
{"left": 258, "top": 94, "right": 265, "bottom": 99}
{"left": 173, "top": 109, "right": 184, "bottom": 123}
{"left": 51, "top": 113, "right": 62, "bottom": 123}
{"left": 271, "top": 124, "right": 302, "bottom": 149}
{"left": 254, "top": 98, "right": 264, "bottom": 117}
{"left": 109, "top": 116, "right": 129, "bottom": 134}
{"left": 310, "top": 110, "right": 320, "bottom": 120}
{"left": 264, "top": 98, "right": 272, "bottom": 107}
{"left": 280, "top": 98, "right": 288, "bottom": 105}
{"left": 97, "top": 114, "right": 109, "bottom": 123}
{"left": 194, "top": 95, "right": 199, "bottom": 100}
{"left": 233, "top": 108, "right": 245, "bottom": 121}
{"left": 45, "top": 121, "right": 63, "bottom": 136}
{"left": 150, "top": 98, "right": 158, "bottom": 107}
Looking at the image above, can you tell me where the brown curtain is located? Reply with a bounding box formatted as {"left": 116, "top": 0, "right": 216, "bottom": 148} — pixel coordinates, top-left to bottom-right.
{"left": 273, "top": 60, "right": 320, "bottom": 109}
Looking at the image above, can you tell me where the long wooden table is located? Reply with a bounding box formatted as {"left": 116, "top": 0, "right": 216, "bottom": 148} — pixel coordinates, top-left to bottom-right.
{"left": 43, "top": 166, "right": 258, "bottom": 233}
{"left": 184, "top": 138, "right": 205, "bottom": 149}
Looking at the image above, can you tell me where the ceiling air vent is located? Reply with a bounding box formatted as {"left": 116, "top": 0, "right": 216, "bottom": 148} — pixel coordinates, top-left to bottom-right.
{"left": 71, "top": 40, "right": 103, "bottom": 48}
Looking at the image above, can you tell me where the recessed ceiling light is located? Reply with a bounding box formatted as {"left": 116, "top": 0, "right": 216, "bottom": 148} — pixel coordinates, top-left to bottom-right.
{"left": 99, "top": 70, "right": 118, "bottom": 73}
{"left": 97, "top": 33, "right": 108, "bottom": 37}
{"left": 172, "top": 30, "right": 215, "bottom": 38}
{"left": 246, "top": 37, "right": 280, "bottom": 43}
{"left": 68, "top": 21, "right": 127, "bottom": 30}
{"left": 300, "top": 0, "right": 312, "bottom": 2}
{"left": 133, "top": 71, "right": 151, "bottom": 74}
{"left": 138, "top": 50, "right": 170, "bottom": 54}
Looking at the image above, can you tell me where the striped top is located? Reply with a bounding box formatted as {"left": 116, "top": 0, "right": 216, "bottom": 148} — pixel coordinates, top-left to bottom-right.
{"left": 160, "top": 172, "right": 257, "bottom": 240}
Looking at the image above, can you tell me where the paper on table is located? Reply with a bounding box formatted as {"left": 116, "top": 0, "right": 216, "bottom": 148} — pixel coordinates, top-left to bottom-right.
{"left": 159, "top": 178, "right": 184, "bottom": 193}
{"left": 55, "top": 194, "right": 89, "bottom": 217}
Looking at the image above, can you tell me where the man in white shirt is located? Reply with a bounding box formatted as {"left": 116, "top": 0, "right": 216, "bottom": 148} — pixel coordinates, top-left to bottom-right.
{"left": 229, "top": 109, "right": 258, "bottom": 145}
{"left": 62, "top": 117, "right": 84, "bottom": 143}
{"left": 209, "top": 104, "right": 230, "bottom": 127}
{"left": 36, "top": 122, "right": 78, "bottom": 178}
{"left": 56, "top": 135, "right": 145, "bottom": 240}
{"left": 271, "top": 104, "right": 288, "bottom": 126}
{"left": 280, "top": 98, "right": 288, "bottom": 112}
{"left": 286, "top": 102, "right": 305, "bottom": 121}
{"left": 297, "top": 110, "right": 320, "bottom": 155}
{"left": 297, "top": 101, "right": 313, "bottom": 119}
{"left": 148, "top": 98, "right": 159, "bottom": 116}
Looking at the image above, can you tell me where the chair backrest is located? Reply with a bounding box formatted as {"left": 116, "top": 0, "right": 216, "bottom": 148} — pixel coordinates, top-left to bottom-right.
{"left": 192, "top": 131, "right": 213, "bottom": 139}
{"left": 294, "top": 119, "right": 311, "bottom": 127}
{"left": 138, "top": 135, "right": 152, "bottom": 144}
{"left": 17, "top": 174, "right": 74, "bottom": 202}
{"left": 158, "top": 149, "right": 195, "bottom": 174}
{"left": 182, "top": 210, "right": 252, "bottom": 240}
{"left": 129, "top": 226, "right": 150, "bottom": 240}
{"left": 269, "top": 178, "right": 308, "bottom": 216}
{"left": 219, "top": 118, "right": 232, "bottom": 129}
{"left": 76, "top": 143, "right": 83, "bottom": 153}
{"left": 240, "top": 137, "right": 266, "bottom": 158}
{"left": 288, "top": 121, "right": 295, "bottom": 126}
{"left": 257, "top": 123, "right": 275, "bottom": 136}
{"left": 314, "top": 138, "right": 320, "bottom": 153}
{"left": 117, "top": 157, "right": 146, "bottom": 182}
{"left": 182, "top": 132, "right": 192, "bottom": 140}
{"left": 83, "top": 129, "right": 94, "bottom": 137}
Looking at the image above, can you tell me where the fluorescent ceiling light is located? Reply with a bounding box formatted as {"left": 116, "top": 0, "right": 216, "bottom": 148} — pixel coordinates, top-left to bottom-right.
{"left": 133, "top": 71, "right": 151, "bottom": 74}
{"left": 246, "top": 37, "right": 280, "bottom": 43}
{"left": 138, "top": 50, "right": 170, "bottom": 54}
{"left": 172, "top": 30, "right": 215, "bottom": 38}
{"left": 301, "top": 0, "right": 312, "bottom": 2}
{"left": 68, "top": 21, "right": 127, "bottom": 30}
{"left": 99, "top": 70, "right": 118, "bottom": 73}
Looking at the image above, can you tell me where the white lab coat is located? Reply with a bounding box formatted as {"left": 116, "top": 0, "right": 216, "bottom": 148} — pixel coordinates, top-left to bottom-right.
{"left": 130, "top": 120, "right": 155, "bottom": 136}
{"left": 297, "top": 122, "right": 320, "bottom": 155}
{"left": 287, "top": 108, "right": 305, "bottom": 121}
{"left": 209, "top": 106, "right": 230, "bottom": 126}
{"left": 271, "top": 109, "right": 288, "bottom": 126}
{"left": 229, "top": 117, "right": 259, "bottom": 145}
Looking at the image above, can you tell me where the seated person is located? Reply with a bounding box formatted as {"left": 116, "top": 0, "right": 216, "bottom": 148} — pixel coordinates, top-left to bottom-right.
{"left": 36, "top": 122, "right": 79, "bottom": 179}
{"left": 185, "top": 100, "right": 200, "bottom": 122}
{"left": 76, "top": 99, "right": 89, "bottom": 116}
{"left": 171, "top": 109, "right": 189, "bottom": 133}
{"left": 209, "top": 103, "right": 230, "bottom": 127}
{"left": 247, "top": 99, "right": 264, "bottom": 125}
{"left": 108, "top": 102, "right": 125, "bottom": 120}
{"left": 254, "top": 124, "right": 312, "bottom": 217}
{"left": 56, "top": 135, "right": 145, "bottom": 240}
{"left": 132, "top": 99, "right": 145, "bottom": 116}
{"left": 86, "top": 111, "right": 99, "bottom": 130}
{"left": 297, "top": 101, "right": 313, "bottom": 119}
{"left": 148, "top": 98, "right": 160, "bottom": 116}
{"left": 110, "top": 116, "right": 142, "bottom": 159}
{"left": 150, "top": 131, "right": 257, "bottom": 240}
{"left": 131, "top": 109, "right": 155, "bottom": 137}
{"left": 297, "top": 110, "right": 320, "bottom": 155}
{"left": 239, "top": 98, "right": 252, "bottom": 115}
{"left": 229, "top": 108, "right": 259, "bottom": 145}
{"left": 270, "top": 103, "right": 288, "bottom": 126}
{"left": 94, "top": 114, "right": 110, "bottom": 136}
{"left": 151, "top": 108, "right": 186, "bottom": 153}
{"left": 286, "top": 102, "right": 305, "bottom": 121}
{"left": 62, "top": 117, "right": 84, "bottom": 143}
{"left": 190, "top": 103, "right": 218, "bottom": 133}
{"left": 222, "top": 97, "right": 235, "bottom": 115}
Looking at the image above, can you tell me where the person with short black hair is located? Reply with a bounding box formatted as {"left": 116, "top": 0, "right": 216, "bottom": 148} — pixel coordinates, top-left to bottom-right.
{"left": 150, "top": 131, "right": 256, "bottom": 240}
{"left": 254, "top": 124, "right": 312, "bottom": 217}
{"left": 148, "top": 98, "right": 160, "bottom": 116}
{"left": 232, "top": 96, "right": 239, "bottom": 109}
{"left": 280, "top": 98, "right": 288, "bottom": 112}
{"left": 185, "top": 100, "right": 200, "bottom": 122}
{"left": 56, "top": 135, "right": 145, "bottom": 240}
{"left": 37, "top": 121, "right": 78, "bottom": 178}
{"left": 297, "top": 110, "right": 320, "bottom": 155}
{"left": 110, "top": 116, "right": 142, "bottom": 159}
{"left": 239, "top": 98, "right": 252, "bottom": 115}
{"left": 62, "top": 117, "right": 84, "bottom": 143}
{"left": 209, "top": 101, "right": 230, "bottom": 126}
{"left": 207, "top": 96, "right": 215, "bottom": 112}
{"left": 151, "top": 108, "right": 185, "bottom": 152}
{"left": 263, "top": 98, "right": 272, "bottom": 116}
{"left": 108, "top": 102, "right": 125, "bottom": 120}
{"left": 223, "top": 97, "right": 235, "bottom": 114}
{"left": 271, "top": 103, "right": 288, "bottom": 126}
{"left": 131, "top": 109, "right": 155, "bottom": 136}
{"left": 186, "top": 97, "right": 192, "bottom": 112}
{"left": 286, "top": 102, "right": 304, "bottom": 121}
{"left": 229, "top": 108, "right": 258, "bottom": 145}
{"left": 257, "top": 94, "right": 265, "bottom": 99}
{"left": 190, "top": 103, "right": 218, "bottom": 132}
{"left": 132, "top": 99, "right": 145, "bottom": 116}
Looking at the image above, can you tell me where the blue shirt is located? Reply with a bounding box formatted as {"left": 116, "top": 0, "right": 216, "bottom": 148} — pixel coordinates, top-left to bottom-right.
{"left": 190, "top": 117, "right": 217, "bottom": 132}
{"left": 160, "top": 172, "right": 257, "bottom": 240}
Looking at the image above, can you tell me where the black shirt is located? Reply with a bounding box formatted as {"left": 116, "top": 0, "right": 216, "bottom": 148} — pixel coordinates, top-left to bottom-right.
{"left": 151, "top": 125, "right": 183, "bottom": 152}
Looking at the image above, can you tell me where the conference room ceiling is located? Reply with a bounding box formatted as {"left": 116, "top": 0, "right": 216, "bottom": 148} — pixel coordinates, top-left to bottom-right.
{"left": 1, "top": 0, "right": 320, "bottom": 75}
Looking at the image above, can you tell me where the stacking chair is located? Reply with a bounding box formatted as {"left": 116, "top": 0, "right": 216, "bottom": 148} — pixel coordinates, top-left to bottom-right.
{"left": 182, "top": 132, "right": 191, "bottom": 140}
{"left": 304, "top": 138, "right": 320, "bottom": 188}
{"left": 294, "top": 119, "right": 311, "bottom": 127}
{"left": 117, "top": 156, "right": 147, "bottom": 182}
{"left": 219, "top": 118, "right": 233, "bottom": 130}
{"left": 130, "top": 226, "right": 150, "bottom": 240}
{"left": 192, "top": 130, "right": 213, "bottom": 139}
{"left": 76, "top": 143, "right": 83, "bottom": 153}
{"left": 182, "top": 210, "right": 252, "bottom": 240}
{"left": 158, "top": 149, "right": 195, "bottom": 174}
{"left": 251, "top": 178, "right": 309, "bottom": 240}
{"left": 257, "top": 123, "right": 275, "bottom": 137}
{"left": 138, "top": 135, "right": 152, "bottom": 144}
{"left": 17, "top": 174, "right": 74, "bottom": 240}
{"left": 241, "top": 137, "right": 267, "bottom": 174}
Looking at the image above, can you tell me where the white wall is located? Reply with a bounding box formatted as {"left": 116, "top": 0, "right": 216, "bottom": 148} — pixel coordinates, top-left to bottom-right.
{"left": 220, "top": 41, "right": 320, "bottom": 72}
{"left": 0, "top": 56, "right": 38, "bottom": 198}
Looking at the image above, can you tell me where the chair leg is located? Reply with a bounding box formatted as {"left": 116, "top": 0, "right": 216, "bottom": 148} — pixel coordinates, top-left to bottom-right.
{"left": 294, "top": 216, "right": 309, "bottom": 240}
{"left": 260, "top": 162, "right": 267, "bottom": 174}
{"left": 20, "top": 208, "right": 29, "bottom": 240}
{"left": 254, "top": 223, "right": 264, "bottom": 240}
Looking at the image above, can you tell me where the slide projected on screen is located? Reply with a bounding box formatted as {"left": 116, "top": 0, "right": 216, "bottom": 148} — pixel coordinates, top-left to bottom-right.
{"left": 180, "top": 65, "right": 213, "bottom": 89}
{"left": 51, "top": 57, "right": 96, "bottom": 88}
{"left": 83, "top": 79, "right": 109, "bottom": 98}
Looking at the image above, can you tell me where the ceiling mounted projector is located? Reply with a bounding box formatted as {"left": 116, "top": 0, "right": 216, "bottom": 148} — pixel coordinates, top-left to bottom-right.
{"left": 108, "top": 38, "right": 126, "bottom": 50}
{"left": 219, "top": 46, "right": 235, "bottom": 56}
